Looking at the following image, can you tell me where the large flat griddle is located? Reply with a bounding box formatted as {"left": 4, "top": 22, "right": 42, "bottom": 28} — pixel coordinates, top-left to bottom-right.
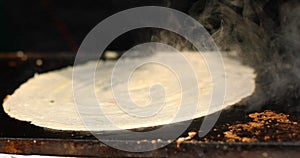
{"left": 0, "top": 52, "right": 299, "bottom": 157}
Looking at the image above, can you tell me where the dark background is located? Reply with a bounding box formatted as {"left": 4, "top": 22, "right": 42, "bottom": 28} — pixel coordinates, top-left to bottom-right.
{"left": 0, "top": 0, "right": 197, "bottom": 52}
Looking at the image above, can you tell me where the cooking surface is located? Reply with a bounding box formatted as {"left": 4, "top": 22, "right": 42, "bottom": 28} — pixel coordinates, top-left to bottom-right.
{"left": 0, "top": 0, "right": 299, "bottom": 156}
{"left": 0, "top": 52, "right": 299, "bottom": 157}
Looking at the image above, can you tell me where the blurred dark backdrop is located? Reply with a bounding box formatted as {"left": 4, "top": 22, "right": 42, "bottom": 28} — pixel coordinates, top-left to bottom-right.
{"left": 0, "top": 0, "right": 196, "bottom": 52}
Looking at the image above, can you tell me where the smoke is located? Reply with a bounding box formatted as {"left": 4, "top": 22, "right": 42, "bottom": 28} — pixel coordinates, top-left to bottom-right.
{"left": 280, "top": 2, "right": 300, "bottom": 77}
{"left": 148, "top": 0, "right": 300, "bottom": 112}
{"left": 150, "top": 0, "right": 279, "bottom": 65}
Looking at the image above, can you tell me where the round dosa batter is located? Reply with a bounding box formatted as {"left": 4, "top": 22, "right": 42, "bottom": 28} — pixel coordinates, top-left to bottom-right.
{"left": 3, "top": 52, "right": 256, "bottom": 131}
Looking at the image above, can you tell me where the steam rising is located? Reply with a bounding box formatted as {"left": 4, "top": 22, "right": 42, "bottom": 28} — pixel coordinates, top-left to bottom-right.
{"left": 150, "top": 0, "right": 300, "bottom": 111}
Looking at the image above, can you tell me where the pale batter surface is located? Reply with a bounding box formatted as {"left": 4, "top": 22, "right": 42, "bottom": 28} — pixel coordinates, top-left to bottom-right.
{"left": 3, "top": 52, "right": 256, "bottom": 131}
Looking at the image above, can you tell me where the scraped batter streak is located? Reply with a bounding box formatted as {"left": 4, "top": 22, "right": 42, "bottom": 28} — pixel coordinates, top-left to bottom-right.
{"left": 3, "top": 52, "right": 256, "bottom": 131}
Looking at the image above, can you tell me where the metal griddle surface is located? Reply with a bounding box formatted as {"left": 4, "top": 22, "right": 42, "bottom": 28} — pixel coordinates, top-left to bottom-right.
{"left": 0, "top": 52, "right": 299, "bottom": 157}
